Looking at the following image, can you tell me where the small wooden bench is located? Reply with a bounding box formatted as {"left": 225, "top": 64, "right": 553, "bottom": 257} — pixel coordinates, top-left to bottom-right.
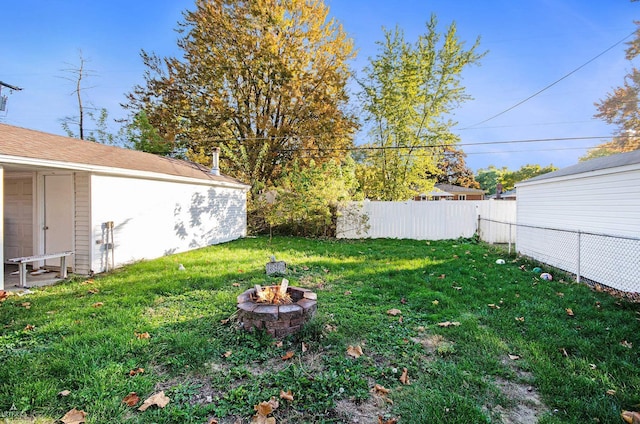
{"left": 7, "top": 251, "right": 74, "bottom": 288}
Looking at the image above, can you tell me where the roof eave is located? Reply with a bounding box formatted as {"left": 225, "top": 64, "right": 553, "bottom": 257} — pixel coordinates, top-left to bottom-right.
{"left": 0, "top": 154, "right": 252, "bottom": 191}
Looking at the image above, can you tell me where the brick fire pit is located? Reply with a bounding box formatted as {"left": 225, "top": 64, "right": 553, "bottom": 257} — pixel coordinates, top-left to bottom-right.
{"left": 237, "top": 285, "right": 317, "bottom": 338}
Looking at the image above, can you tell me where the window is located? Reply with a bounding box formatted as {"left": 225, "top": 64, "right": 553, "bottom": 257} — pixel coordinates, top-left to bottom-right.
{"left": 458, "top": 194, "right": 466, "bottom": 200}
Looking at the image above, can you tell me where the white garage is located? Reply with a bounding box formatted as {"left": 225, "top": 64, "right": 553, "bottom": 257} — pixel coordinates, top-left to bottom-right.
{"left": 516, "top": 150, "right": 640, "bottom": 293}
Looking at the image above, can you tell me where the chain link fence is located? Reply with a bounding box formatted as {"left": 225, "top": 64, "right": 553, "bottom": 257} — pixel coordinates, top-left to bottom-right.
{"left": 479, "top": 217, "right": 640, "bottom": 294}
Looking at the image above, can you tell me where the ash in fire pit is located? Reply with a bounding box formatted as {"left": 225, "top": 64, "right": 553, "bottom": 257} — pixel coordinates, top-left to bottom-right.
{"left": 237, "top": 279, "right": 317, "bottom": 338}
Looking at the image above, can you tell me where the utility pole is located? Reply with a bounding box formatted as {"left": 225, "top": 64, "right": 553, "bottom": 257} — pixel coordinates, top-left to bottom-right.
{"left": 0, "top": 81, "right": 23, "bottom": 112}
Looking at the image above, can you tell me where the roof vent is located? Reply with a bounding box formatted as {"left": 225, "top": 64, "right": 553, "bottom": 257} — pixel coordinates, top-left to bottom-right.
{"left": 211, "top": 147, "right": 220, "bottom": 176}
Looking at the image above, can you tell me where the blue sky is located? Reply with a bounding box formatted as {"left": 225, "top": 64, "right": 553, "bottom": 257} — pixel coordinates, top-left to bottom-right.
{"left": 1, "top": 0, "right": 637, "bottom": 172}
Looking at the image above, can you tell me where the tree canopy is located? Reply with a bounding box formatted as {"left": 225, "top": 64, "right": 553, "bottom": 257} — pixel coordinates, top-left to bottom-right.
{"left": 125, "top": 0, "right": 358, "bottom": 192}
{"left": 356, "top": 16, "right": 484, "bottom": 200}
{"left": 583, "top": 21, "right": 640, "bottom": 160}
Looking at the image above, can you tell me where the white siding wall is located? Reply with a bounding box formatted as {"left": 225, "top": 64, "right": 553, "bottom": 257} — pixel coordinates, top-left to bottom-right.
{"left": 517, "top": 167, "right": 640, "bottom": 292}
{"left": 90, "top": 175, "right": 246, "bottom": 273}
{"left": 517, "top": 168, "right": 640, "bottom": 236}
{"left": 337, "top": 200, "right": 516, "bottom": 241}
{"left": 74, "top": 172, "right": 91, "bottom": 275}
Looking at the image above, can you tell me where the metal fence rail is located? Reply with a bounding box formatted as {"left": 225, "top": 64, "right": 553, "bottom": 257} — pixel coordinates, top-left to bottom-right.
{"left": 479, "top": 217, "right": 640, "bottom": 294}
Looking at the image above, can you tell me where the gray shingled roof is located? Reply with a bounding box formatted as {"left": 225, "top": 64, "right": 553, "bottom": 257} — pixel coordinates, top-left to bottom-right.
{"left": 435, "top": 183, "right": 485, "bottom": 194}
{"left": 519, "top": 149, "right": 640, "bottom": 184}
{"left": 0, "top": 124, "right": 249, "bottom": 187}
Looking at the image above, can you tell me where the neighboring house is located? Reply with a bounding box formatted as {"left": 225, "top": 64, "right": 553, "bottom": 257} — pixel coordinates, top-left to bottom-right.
{"left": 0, "top": 124, "right": 251, "bottom": 290}
{"left": 516, "top": 150, "right": 640, "bottom": 293}
{"left": 414, "top": 186, "right": 453, "bottom": 201}
{"left": 433, "top": 183, "right": 485, "bottom": 200}
{"left": 489, "top": 188, "right": 516, "bottom": 200}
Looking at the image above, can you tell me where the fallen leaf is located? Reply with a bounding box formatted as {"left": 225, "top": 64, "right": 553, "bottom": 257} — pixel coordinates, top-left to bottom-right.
{"left": 565, "top": 308, "right": 574, "bottom": 317}
{"left": 322, "top": 268, "right": 329, "bottom": 273}
{"left": 452, "top": 286, "right": 462, "bottom": 291}
{"left": 324, "top": 324, "right": 337, "bottom": 332}
{"left": 232, "top": 283, "right": 240, "bottom": 287}
{"left": 88, "top": 288, "right": 99, "bottom": 294}
{"left": 399, "top": 368, "right": 410, "bottom": 385}
{"left": 515, "top": 316, "right": 525, "bottom": 322}
{"left": 0, "top": 290, "right": 8, "bottom": 301}
{"left": 559, "top": 347, "right": 569, "bottom": 357}
{"left": 220, "top": 318, "right": 230, "bottom": 325}
{"left": 252, "top": 397, "right": 279, "bottom": 424}
{"left": 60, "top": 408, "right": 86, "bottom": 424}
{"left": 128, "top": 367, "right": 144, "bottom": 376}
{"left": 438, "top": 274, "right": 446, "bottom": 279}
{"left": 432, "top": 300, "right": 439, "bottom": 306}
{"left": 347, "top": 345, "right": 364, "bottom": 358}
{"left": 589, "top": 364, "right": 597, "bottom": 370}
{"left": 58, "top": 390, "right": 71, "bottom": 397}
{"left": 344, "top": 290, "right": 352, "bottom": 295}
{"left": 273, "top": 340, "right": 284, "bottom": 348}
{"left": 508, "top": 354, "right": 520, "bottom": 360}
{"left": 437, "top": 321, "right": 460, "bottom": 327}
{"left": 400, "top": 297, "right": 407, "bottom": 304}
{"left": 281, "top": 351, "right": 295, "bottom": 361}
{"left": 621, "top": 410, "right": 640, "bottom": 423}
{"left": 280, "top": 390, "right": 294, "bottom": 401}
{"left": 372, "top": 384, "right": 390, "bottom": 395}
{"left": 488, "top": 303, "right": 500, "bottom": 309}
{"left": 556, "top": 292, "right": 564, "bottom": 297}
{"left": 398, "top": 316, "right": 403, "bottom": 324}
{"left": 301, "top": 342, "right": 308, "bottom": 353}
{"left": 378, "top": 417, "right": 399, "bottom": 424}
{"left": 122, "top": 392, "right": 140, "bottom": 407}
{"left": 302, "top": 266, "right": 309, "bottom": 271}
{"left": 222, "top": 351, "right": 233, "bottom": 358}
{"left": 21, "top": 302, "right": 31, "bottom": 309}
{"left": 135, "top": 332, "right": 151, "bottom": 339}
{"left": 208, "top": 419, "right": 219, "bottom": 424}
{"left": 24, "top": 324, "right": 35, "bottom": 331}
{"left": 138, "top": 391, "right": 170, "bottom": 411}
{"left": 386, "top": 308, "right": 402, "bottom": 316}
{"left": 621, "top": 340, "right": 633, "bottom": 349}
{"left": 606, "top": 389, "right": 617, "bottom": 396}
{"left": 81, "top": 279, "right": 94, "bottom": 285}
{"left": 92, "top": 302, "right": 104, "bottom": 308}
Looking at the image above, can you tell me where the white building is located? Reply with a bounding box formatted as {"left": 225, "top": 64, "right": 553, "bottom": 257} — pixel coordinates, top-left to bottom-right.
{"left": 516, "top": 150, "right": 640, "bottom": 293}
{"left": 1, "top": 124, "right": 250, "bottom": 290}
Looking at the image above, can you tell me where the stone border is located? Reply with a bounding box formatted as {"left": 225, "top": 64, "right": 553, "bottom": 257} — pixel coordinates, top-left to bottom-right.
{"left": 237, "top": 286, "right": 317, "bottom": 338}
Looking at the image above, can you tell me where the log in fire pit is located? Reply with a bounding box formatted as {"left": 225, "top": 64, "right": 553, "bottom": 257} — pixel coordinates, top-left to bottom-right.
{"left": 237, "top": 279, "right": 317, "bottom": 338}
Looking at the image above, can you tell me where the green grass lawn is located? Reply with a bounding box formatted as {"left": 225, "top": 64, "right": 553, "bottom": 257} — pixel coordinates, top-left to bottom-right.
{"left": 0, "top": 236, "right": 638, "bottom": 423}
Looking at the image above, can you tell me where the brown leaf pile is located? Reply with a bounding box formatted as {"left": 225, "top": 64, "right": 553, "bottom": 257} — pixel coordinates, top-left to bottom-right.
{"left": 252, "top": 397, "right": 279, "bottom": 424}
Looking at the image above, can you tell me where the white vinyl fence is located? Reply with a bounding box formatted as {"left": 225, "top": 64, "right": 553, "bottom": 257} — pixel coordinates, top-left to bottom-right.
{"left": 337, "top": 200, "right": 516, "bottom": 242}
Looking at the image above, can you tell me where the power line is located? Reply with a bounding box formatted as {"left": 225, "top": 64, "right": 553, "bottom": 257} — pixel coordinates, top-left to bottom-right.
{"left": 460, "top": 30, "right": 636, "bottom": 129}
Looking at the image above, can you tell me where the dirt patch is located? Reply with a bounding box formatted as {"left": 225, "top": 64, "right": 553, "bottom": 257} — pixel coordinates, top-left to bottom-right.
{"left": 487, "top": 356, "right": 547, "bottom": 424}
{"left": 492, "top": 377, "right": 545, "bottom": 424}
{"left": 334, "top": 395, "right": 393, "bottom": 423}
{"left": 411, "top": 333, "right": 454, "bottom": 356}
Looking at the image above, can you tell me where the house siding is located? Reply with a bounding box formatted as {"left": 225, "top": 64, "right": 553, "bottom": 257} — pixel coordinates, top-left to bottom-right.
{"left": 89, "top": 174, "right": 247, "bottom": 272}
{"left": 517, "top": 168, "right": 640, "bottom": 236}
{"left": 516, "top": 164, "right": 640, "bottom": 292}
{"left": 3, "top": 174, "right": 34, "bottom": 259}
{"left": 74, "top": 172, "right": 92, "bottom": 275}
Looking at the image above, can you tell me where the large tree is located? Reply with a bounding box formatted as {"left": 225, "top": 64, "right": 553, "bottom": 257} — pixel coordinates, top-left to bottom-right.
{"left": 583, "top": 21, "right": 640, "bottom": 160}
{"left": 125, "top": 0, "right": 358, "bottom": 193}
{"left": 427, "top": 145, "right": 479, "bottom": 188}
{"left": 356, "top": 15, "right": 484, "bottom": 200}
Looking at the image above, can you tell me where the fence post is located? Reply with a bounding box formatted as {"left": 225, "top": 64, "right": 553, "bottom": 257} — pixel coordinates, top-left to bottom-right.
{"left": 576, "top": 231, "right": 581, "bottom": 283}
{"left": 508, "top": 223, "right": 512, "bottom": 255}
